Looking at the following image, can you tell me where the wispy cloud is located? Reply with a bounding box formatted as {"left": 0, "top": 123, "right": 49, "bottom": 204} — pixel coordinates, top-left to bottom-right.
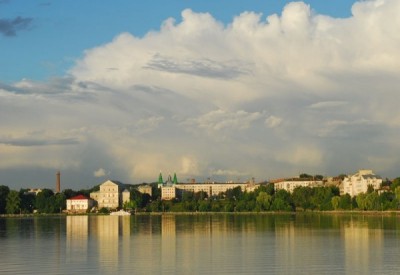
{"left": 0, "top": 16, "right": 33, "bottom": 37}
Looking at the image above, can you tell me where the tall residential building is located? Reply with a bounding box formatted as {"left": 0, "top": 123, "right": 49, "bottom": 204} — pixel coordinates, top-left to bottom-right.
{"left": 342, "top": 170, "right": 382, "bottom": 197}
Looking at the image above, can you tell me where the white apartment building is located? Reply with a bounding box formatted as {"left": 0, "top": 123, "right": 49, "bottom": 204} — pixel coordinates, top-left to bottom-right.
{"left": 274, "top": 179, "right": 324, "bottom": 193}
{"left": 90, "top": 180, "right": 130, "bottom": 209}
{"left": 66, "top": 195, "right": 95, "bottom": 213}
{"left": 342, "top": 169, "right": 382, "bottom": 197}
{"left": 160, "top": 182, "right": 259, "bottom": 200}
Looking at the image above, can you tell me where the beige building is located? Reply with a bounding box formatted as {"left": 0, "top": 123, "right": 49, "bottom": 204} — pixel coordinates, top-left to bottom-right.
{"left": 161, "top": 186, "right": 177, "bottom": 200}
{"left": 274, "top": 178, "right": 324, "bottom": 193}
{"left": 138, "top": 185, "right": 152, "bottom": 197}
{"left": 174, "top": 182, "right": 257, "bottom": 198}
{"left": 342, "top": 169, "right": 382, "bottom": 197}
{"left": 158, "top": 172, "right": 259, "bottom": 200}
{"left": 90, "top": 180, "right": 130, "bottom": 209}
{"left": 66, "top": 195, "right": 95, "bottom": 213}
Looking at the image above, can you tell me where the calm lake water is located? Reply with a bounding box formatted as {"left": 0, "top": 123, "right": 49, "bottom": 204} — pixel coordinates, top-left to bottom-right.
{"left": 0, "top": 213, "right": 399, "bottom": 274}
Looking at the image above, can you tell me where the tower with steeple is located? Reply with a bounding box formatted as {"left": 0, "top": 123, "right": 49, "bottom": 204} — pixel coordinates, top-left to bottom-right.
{"left": 158, "top": 172, "right": 164, "bottom": 188}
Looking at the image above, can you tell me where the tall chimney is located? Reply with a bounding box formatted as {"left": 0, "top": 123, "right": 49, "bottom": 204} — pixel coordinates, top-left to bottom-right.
{"left": 56, "top": 171, "right": 61, "bottom": 193}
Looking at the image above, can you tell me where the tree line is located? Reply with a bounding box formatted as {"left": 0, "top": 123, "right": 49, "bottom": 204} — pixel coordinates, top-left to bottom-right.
{"left": 0, "top": 185, "right": 98, "bottom": 215}
{"left": 1, "top": 177, "right": 400, "bottom": 214}
{"left": 129, "top": 177, "right": 400, "bottom": 213}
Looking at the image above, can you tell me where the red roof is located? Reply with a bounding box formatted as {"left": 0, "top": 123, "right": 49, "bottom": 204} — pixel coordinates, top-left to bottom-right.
{"left": 69, "top": 195, "right": 89, "bottom": 200}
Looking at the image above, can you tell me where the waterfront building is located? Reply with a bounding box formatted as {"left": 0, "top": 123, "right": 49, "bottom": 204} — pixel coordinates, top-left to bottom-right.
{"left": 90, "top": 180, "right": 130, "bottom": 209}
{"left": 158, "top": 172, "right": 259, "bottom": 200}
{"left": 274, "top": 178, "right": 324, "bottom": 193}
{"left": 160, "top": 173, "right": 177, "bottom": 200}
{"left": 342, "top": 169, "right": 382, "bottom": 197}
{"left": 66, "top": 195, "right": 95, "bottom": 213}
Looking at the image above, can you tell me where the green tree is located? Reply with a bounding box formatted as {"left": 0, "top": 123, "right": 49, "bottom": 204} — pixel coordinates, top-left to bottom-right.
{"left": 365, "top": 192, "right": 380, "bottom": 210}
{"left": 0, "top": 185, "right": 10, "bottom": 214}
{"left": 19, "top": 190, "right": 35, "bottom": 213}
{"left": 198, "top": 201, "right": 211, "bottom": 212}
{"left": 256, "top": 191, "right": 272, "bottom": 211}
{"left": 292, "top": 187, "right": 313, "bottom": 210}
{"left": 255, "top": 183, "right": 275, "bottom": 196}
{"left": 182, "top": 191, "right": 194, "bottom": 202}
{"left": 356, "top": 193, "right": 367, "bottom": 210}
{"left": 310, "top": 187, "right": 335, "bottom": 210}
{"left": 148, "top": 200, "right": 161, "bottom": 212}
{"left": 391, "top": 178, "right": 400, "bottom": 191}
{"left": 225, "top": 186, "right": 243, "bottom": 201}
{"left": 331, "top": 196, "right": 340, "bottom": 210}
{"left": 194, "top": 191, "right": 208, "bottom": 201}
{"left": 379, "top": 191, "right": 396, "bottom": 210}
{"left": 271, "top": 189, "right": 293, "bottom": 211}
{"left": 62, "top": 189, "right": 77, "bottom": 199}
{"left": 54, "top": 193, "right": 66, "bottom": 213}
{"left": 314, "top": 175, "right": 324, "bottom": 180}
{"left": 211, "top": 201, "right": 221, "bottom": 212}
{"left": 339, "top": 194, "right": 352, "bottom": 210}
{"left": 35, "top": 189, "right": 55, "bottom": 213}
{"left": 394, "top": 186, "right": 400, "bottom": 200}
{"left": 6, "top": 190, "right": 21, "bottom": 214}
{"left": 299, "top": 173, "right": 313, "bottom": 179}
{"left": 98, "top": 207, "right": 110, "bottom": 214}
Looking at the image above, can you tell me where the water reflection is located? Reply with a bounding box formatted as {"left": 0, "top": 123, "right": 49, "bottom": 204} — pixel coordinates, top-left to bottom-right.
{"left": 0, "top": 214, "right": 399, "bottom": 274}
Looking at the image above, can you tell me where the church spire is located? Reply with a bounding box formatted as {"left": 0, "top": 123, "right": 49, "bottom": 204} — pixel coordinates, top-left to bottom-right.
{"left": 173, "top": 172, "right": 178, "bottom": 184}
{"left": 158, "top": 172, "right": 163, "bottom": 184}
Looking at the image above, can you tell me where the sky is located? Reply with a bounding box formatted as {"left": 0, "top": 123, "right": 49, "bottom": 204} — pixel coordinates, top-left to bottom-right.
{"left": 1, "top": 0, "right": 400, "bottom": 190}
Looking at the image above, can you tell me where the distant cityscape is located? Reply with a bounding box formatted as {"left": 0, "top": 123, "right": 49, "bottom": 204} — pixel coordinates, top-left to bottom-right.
{"left": 1, "top": 168, "right": 399, "bottom": 215}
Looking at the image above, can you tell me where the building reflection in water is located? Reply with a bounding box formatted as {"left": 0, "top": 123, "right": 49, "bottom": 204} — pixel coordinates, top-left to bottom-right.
{"left": 66, "top": 216, "right": 89, "bottom": 263}
{"left": 161, "top": 215, "right": 176, "bottom": 272}
{"left": 343, "top": 218, "right": 383, "bottom": 274}
{"left": 273, "top": 215, "right": 384, "bottom": 274}
{"left": 64, "top": 214, "right": 387, "bottom": 274}
{"left": 66, "top": 215, "right": 131, "bottom": 273}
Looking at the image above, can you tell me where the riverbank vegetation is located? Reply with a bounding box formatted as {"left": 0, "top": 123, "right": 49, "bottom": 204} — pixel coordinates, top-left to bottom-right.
{"left": 1, "top": 177, "right": 400, "bottom": 214}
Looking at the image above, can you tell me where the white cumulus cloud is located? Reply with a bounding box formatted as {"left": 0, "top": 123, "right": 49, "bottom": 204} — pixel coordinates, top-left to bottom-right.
{"left": 2, "top": 0, "right": 400, "bottom": 188}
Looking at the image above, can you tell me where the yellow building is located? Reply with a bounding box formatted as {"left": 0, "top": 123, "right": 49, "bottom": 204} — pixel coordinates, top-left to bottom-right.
{"left": 158, "top": 172, "right": 259, "bottom": 200}
{"left": 90, "top": 180, "right": 130, "bottom": 209}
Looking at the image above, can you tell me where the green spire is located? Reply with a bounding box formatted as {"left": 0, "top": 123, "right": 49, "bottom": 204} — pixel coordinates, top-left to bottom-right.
{"left": 158, "top": 172, "right": 163, "bottom": 184}
{"left": 173, "top": 173, "right": 178, "bottom": 184}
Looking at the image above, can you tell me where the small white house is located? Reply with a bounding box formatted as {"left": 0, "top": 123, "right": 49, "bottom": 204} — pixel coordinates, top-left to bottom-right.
{"left": 66, "top": 195, "right": 94, "bottom": 213}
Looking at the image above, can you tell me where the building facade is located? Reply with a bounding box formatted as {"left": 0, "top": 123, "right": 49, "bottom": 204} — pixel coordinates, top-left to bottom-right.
{"left": 274, "top": 179, "right": 324, "bottom": 193}
{"left": 158, "top": 173, "right": 259, "bottom": 200}
{"left": 342, "top": 170, "right": 382, "bottom": 197}
{"left": 66, "top": 195, "right": 95, "bottom": 213}
{"left": 90, "top": 180, "right": 130, "bottom": 209}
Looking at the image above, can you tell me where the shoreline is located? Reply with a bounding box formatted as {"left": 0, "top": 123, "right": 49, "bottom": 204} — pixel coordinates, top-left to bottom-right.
{"left": 2, "top": 210, "right": 400, "bottom": 218}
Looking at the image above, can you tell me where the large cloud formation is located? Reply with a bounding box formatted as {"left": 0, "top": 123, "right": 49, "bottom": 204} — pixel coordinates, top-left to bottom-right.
{"left": 1, "top": 0, "right": 400, "bottom": 188}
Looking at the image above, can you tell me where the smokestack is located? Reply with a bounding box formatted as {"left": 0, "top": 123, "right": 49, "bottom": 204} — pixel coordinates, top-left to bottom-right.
{"left": 56, "top": 171, "right": 61, "bottom": 193}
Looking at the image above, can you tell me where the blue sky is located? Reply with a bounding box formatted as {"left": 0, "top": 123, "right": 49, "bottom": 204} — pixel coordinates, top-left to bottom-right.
{"left": 1, "top": 0, "right": 400, "bottom": 190}
{"left": 1, "top": 0, "right": 355, "bottom": 83}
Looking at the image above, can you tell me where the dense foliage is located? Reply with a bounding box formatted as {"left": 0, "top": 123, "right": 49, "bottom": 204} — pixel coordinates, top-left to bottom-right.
{"left": 1, "top": 178, "right": 400, "bottom": 214}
